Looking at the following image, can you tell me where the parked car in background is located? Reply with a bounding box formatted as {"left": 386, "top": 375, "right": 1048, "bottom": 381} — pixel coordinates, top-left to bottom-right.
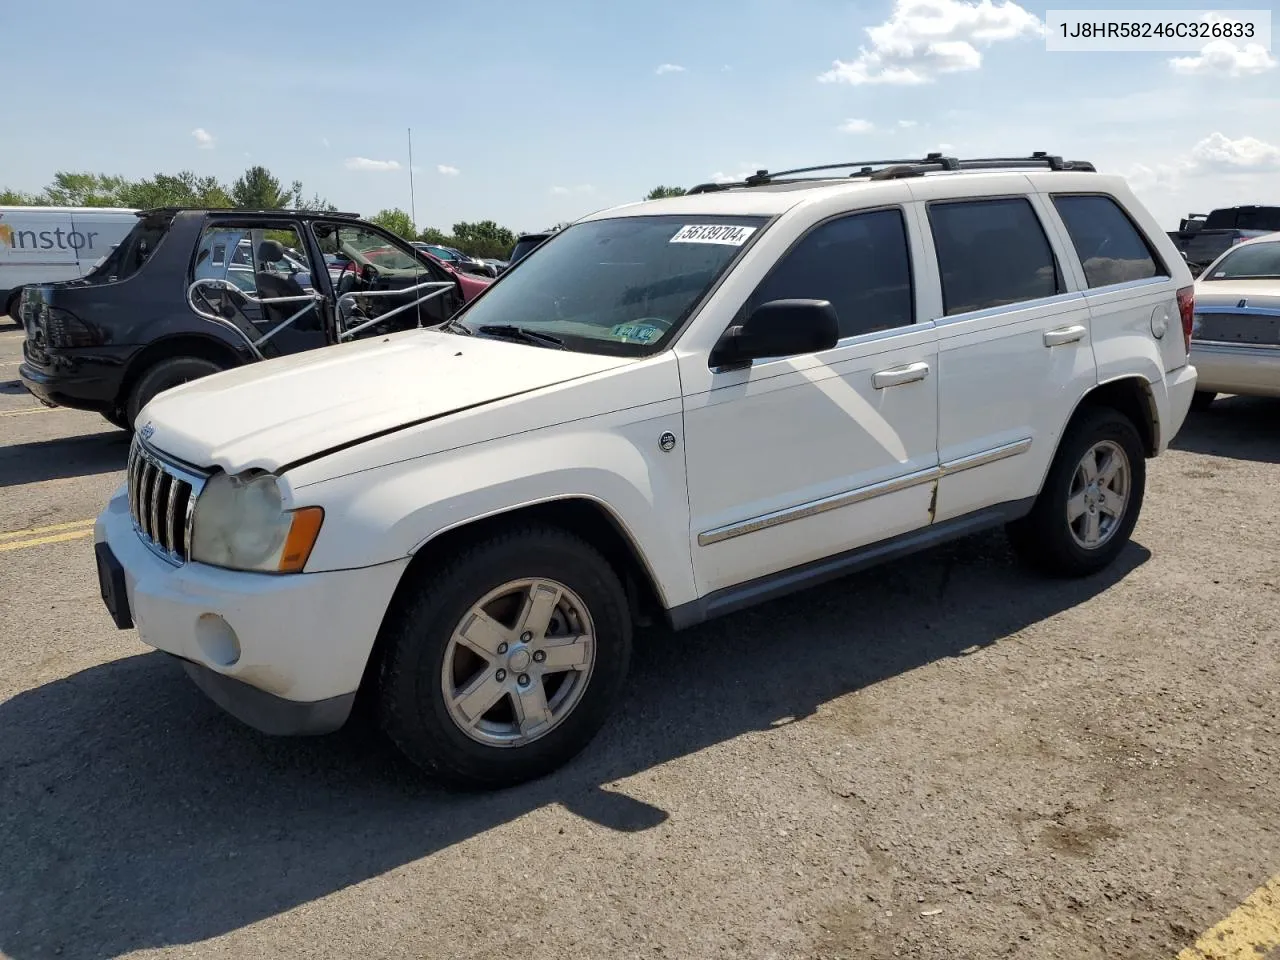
{"left": 388, "top": 245, "right": 492, "bottom": 300}
{"left": 1168, "top": 205, "right": 1280, "bottom": 275}
{"left": 508, "top": 231, "right": 551, "bottom": 266}
{"left": 1189, "top": 231, "right": 1280, "bottom": 410}
{"left": 412, "top": 242, "right": 497, "bottom": 278}
{"left": 92, "top": 153, "right": 1197, "bottom": 789}
{"left": 481, "top": 258, "right": 508, "bottom": 275}
{"left": 19, "top": 207, "right": 475, "bottom": 430}
{"left": 0, "top": 205, "right": 139, "bottom": 320}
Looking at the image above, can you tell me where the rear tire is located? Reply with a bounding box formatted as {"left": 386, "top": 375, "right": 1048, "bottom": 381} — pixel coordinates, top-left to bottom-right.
{"left": 377, "top": 525, "right": 632, "bottom": 789}
{"left": 4, "top": 289, "right": 22, "bottom": 325}
{"left": 1190, "top": 390, "right": 1217, "bottom": 412}
{"left": 125, "top": 356, "right": 223, "bottom": 427}
{"left": 1007, "top": 407, "right": 1146, "bottom": 578}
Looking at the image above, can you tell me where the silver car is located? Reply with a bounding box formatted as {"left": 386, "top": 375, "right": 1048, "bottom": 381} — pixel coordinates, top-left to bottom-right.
{"left": 1189, "top": 231, "right": 1280, "bottom": 410}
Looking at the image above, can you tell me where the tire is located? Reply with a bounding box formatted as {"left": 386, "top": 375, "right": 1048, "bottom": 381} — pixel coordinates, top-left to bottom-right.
{"left": 1007, "top": 407, "right": 1146, "bottom": 578}
{"left": 377, "top": 525, "right": 632, "bottom": 789}
{"left": 1190, "top": 390, "right": 1217, "bottom": 412}
{"left": 4, "top": 289, "right": 22, "bottom": 325}
{"left": 100, "top": 409, "right": 130, "bottom": 431}
{"left": 125, "top": 356, "right": 223, "bottom": 427}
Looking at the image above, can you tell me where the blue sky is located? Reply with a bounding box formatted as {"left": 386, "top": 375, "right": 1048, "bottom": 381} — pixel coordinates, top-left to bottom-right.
{"left": 3, "top": 0, "right": 1277, "bottom": 232}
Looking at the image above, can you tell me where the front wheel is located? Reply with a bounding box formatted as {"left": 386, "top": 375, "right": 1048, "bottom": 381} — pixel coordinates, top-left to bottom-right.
{"left": 377, "top": 525, "right": 632, "bottom": 789}
{"left": 1007, "top": 408, "right": 1146, "bottom": 578}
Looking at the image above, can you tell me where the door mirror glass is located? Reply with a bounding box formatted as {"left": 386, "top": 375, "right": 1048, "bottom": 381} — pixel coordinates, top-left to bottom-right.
{"left": 709, "top": 298, "right": 840, "bottom": 369}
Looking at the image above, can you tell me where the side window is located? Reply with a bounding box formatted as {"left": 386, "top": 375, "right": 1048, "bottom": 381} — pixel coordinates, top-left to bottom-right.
{"left": 1052, "top": 194, "right": 1167, "bottom": 288}
{"left": 192, "top": 224, "right": 315, "bottom": 297}
{"left": 749, "top": 208, "right": 914, "bottom": 339}
{"left": 928, "top": 198, "right": 1062, "bottom": 316}
{"left": 312, "top": 222, "right": 440, "bottom": 279}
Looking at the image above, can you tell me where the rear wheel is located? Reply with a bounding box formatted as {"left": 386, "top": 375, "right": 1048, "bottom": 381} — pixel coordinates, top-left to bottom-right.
{"left": 125, "top": 356, "right": 223, "bottom": 427}
{"left": 1007, "top": 407, "right": 1146, "bottom": 578}
{"left": 377, "top": 525, "right": 632, "bottom": 789}
{"left": 1190, "top": 390, "right": 1217, "bottom": 412}
{"left": 4, "top": 289, "right": 22, "bottom": 324}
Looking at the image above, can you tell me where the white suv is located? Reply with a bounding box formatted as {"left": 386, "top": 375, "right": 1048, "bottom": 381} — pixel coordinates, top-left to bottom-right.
{"left": 94, "top": 154, "right": 1199, "bottom": 788}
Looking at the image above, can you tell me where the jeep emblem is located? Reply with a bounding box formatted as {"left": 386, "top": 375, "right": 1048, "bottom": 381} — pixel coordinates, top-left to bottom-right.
{"left": 1238, "top": 298, "right": 1248, "bottom": 308}
{"left": 140, "top": 422, "right": 156, "bottom": 440}
{"left": 659, "top": 431, "right": 677, "bottom": 452}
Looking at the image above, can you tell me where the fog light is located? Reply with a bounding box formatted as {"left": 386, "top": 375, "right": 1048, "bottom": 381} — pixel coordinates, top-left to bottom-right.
{"left": 195, "top": 613, "right": 241, "bottom": 667}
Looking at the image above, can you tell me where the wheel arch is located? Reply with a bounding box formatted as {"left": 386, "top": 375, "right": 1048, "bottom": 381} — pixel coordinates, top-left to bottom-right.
{"left": 116, "top": 334, "right": 246, "bottom": 413}
{"left": 355, "top": 495, "right": 668, "bottom": 706}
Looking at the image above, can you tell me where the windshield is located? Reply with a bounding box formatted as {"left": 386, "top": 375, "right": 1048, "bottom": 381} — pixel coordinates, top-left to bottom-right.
{"left": 454, "top": 215, "right": 767, "bottom": 355}
{"left": 1205, "top": 241, "right": 1280, "bottom": 280}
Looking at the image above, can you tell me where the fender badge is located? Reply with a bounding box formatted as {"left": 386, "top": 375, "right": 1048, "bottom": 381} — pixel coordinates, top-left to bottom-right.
{"left": 659, "top": 431, "right": 677, "bottom": 452}
{"left": 1238, "top": 298, "right": 1249, "bottom": 308}
{"left": 140, "top": 422, "right": 156, "bottom": 441}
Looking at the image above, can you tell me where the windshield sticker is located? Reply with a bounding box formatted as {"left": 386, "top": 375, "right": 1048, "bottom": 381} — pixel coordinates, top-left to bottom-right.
{"left": 611, "top": 322, "right": 664, "bottom": 344}
{"left": 669, "top": 224, "right": 757, "bottom": 246}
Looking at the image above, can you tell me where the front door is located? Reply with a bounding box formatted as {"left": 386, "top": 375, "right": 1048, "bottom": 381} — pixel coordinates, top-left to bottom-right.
{"left": 307, "top": 221, "right": 462, "bottom": 341}
{"left": 681, "top": 206, "right": 940, "bottom": 597}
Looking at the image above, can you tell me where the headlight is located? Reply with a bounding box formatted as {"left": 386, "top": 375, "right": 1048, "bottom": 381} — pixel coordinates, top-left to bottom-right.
{"left": 190, "top": 471, "right": 324, "bottom": 573}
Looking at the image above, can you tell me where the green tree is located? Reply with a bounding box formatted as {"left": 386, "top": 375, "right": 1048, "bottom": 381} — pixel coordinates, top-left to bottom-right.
{"left": 119, "top": 171, "right": 233, "bottom": 209}
{"left": 645, "top": 185, "right": 686, "bottom": 200}
{"left": 417, "top": 226, "right": 455, "bottom": 246}
{"left": 0, "top": 188, "right": 41, "bottom": 205}
{"left": 231, "top": 165, "right": 292, "bottom": 209}
{"left": 40, "top": 172, "right": 130, "bottom": 206}
{"left": 450, "top": 220, "right": 516, "bottom": 259}
{"left": 370, "top": 207, "right": 417, "bottom": 240}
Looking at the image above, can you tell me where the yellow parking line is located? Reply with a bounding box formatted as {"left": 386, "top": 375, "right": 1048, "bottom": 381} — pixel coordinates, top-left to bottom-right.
{"left": 0, "top": 528, "right": 94, "bottom": 552}
{"left": 0, "top": 406, "right": 60, "bottom": 418}
{"left": 1176, "top": 875, "right": 1280, "bottom": 959}
{"left": 0, "top": 518, "right": 96, "bottom": 542}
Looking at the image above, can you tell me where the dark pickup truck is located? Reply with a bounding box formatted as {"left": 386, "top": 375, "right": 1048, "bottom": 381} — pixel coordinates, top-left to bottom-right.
{"left": 1167, "top": 205, "right": 1280, "bottom": 275}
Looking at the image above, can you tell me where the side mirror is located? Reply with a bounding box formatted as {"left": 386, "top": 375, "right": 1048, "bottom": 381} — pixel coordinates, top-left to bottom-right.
{"left": 708, "top": 299, "right": 840, "bottom": 369}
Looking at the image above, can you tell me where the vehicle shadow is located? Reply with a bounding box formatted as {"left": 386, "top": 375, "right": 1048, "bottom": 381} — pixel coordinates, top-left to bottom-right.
{"left": 0, "top": 531, "right": 1150, "bottom": 959}
{"left": 1172, "top": 396, "right": 1280, "bottom": 465}
{"left": 0, "top": 379, "right": 29, "bottom": 396}
{"left": 0, "top": 430, "right": 130, "bottom": 488}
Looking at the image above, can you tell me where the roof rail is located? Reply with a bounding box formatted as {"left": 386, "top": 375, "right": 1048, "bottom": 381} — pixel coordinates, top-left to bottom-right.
{"left": 685, "top": 152, "right": 1096, "bottom": 194}
{"left": 137, "top": 206, "right": 361, "bottom": 218}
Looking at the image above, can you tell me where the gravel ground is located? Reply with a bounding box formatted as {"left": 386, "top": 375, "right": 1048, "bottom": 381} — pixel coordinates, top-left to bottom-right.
{"left": 1, "top": 321, "right": 1278, "bottom": 960}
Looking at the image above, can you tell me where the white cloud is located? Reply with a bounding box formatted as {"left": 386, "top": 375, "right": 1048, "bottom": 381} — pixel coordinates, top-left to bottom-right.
{"left": 437, "top": 164, "right": 460, "bottom": 176}
{"left": 709, "top": 162, "right": 766, "bottom": 184}
{"left": 819, "top": 0, "right": 1043, "bottom": 85}
{"left": 1170, "top": 39, "right": 1277, "bottom": 77}
{"left": 1189, "top": 132, "right": 1280, "bottom": 171}
{"left": 722, "top": 64, "right": 733, "bottom": 72}
{"left": 345, "top": 157, "right": 402, "bottom": 172}
{"left": 839, "top": 118, "right": 876, "bottom": 133}
{"left": 321, "top": 137, "right": 330, "bottom": 149}
{"left": 191, "top": 128, "right": 215, "bottom": 149}
{"left": 550, "top": 184, "right": 595, "bottom": 195}
{"left": 898, "top": 119, "right": 918, "bottom": 128}
{"left": 655, "top": 63, "right": 686, "bottom": 75}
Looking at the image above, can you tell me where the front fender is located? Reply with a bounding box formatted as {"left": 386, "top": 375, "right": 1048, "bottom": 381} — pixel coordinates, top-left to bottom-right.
{"left": 289, "top": 404, "right": 697, "bottom": 609}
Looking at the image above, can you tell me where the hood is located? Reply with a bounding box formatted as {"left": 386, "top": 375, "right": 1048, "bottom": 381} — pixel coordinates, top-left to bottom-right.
{"left": 138, "top": 329, "right": 633, "bottom": 474}
{"left": 1193, "top": 278, "right": 1280, "bottom": 311}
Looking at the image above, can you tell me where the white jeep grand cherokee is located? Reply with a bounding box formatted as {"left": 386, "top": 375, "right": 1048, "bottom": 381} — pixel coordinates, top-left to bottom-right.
{"left": 94, "top": 154, "right": 1199, "bottom": 788}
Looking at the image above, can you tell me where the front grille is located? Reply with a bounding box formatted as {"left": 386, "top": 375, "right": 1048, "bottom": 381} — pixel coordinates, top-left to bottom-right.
{"left": 1195, "top": 310, "right": 1280, "bottom": 347}
{"left": 127, "top": 438, "right": 207, "bottom": 564}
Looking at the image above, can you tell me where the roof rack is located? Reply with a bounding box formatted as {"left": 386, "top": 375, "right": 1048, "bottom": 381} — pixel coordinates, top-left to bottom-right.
{"left": 685, "top": 152, "right": 1096, "bottom": 194}
{"left": 137, "top": 206, "right": 361, "bottom": 219}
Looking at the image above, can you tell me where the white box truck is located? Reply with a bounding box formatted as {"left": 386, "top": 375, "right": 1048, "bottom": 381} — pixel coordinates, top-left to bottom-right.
{"left": 0, "top": 206, "right": 139, "bottom": 318}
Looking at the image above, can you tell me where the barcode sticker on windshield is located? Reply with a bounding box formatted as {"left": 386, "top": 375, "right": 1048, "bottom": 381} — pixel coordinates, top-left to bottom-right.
{"left": 670, "top": 224, "right": 757, "bottom": 246}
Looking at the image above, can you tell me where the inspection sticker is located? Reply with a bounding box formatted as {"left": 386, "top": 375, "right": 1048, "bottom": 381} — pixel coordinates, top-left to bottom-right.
{"left": 669, "top": 224, "right": 757, "bottom": 246}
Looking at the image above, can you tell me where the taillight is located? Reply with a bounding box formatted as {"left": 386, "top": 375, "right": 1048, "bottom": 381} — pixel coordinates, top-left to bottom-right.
{"left": 42, "top": 305, "right": 99, "bottom": 348}
{"left": 1176, "top": 285, "right": 1194, "bottom": 354}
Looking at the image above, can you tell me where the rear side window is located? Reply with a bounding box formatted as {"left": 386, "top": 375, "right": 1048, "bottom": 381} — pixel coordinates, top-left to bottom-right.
{"left": 927, "top": 198, "right": 1062, "bottom": 316}
{"left": 749, "top": 208, "right": 914, "bottom": 338}
{"left": 1052, "top": 195, "right": 1166, "bottom": 288}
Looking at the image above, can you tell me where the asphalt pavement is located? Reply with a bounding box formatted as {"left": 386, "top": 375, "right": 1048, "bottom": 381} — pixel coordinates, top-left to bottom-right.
{"left": 2, "top": 319, "right": 1279, "bottom": 960}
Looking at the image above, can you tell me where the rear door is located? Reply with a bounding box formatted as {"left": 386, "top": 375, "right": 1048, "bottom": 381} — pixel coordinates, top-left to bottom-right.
{"left": 911, "top": 182, "right": 1097, "bottom": 523}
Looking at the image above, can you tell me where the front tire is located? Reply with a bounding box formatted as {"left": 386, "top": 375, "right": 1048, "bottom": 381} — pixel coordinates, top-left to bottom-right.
{"left": 125, "top": 356, "right": 223, "bottom": 427}
{"left": 1007, "top": 407, "right": 1146, "bottom": 578}
{"left": 377, "top": 525, "right": 632, "bottom": 789}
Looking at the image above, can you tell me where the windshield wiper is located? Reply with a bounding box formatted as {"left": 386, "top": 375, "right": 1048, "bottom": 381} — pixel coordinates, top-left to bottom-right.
{"left": 437, "top": 316, "right": 473, "bottom": 335}
{"left": 475, "top": 324, "right": 567, "bottom": 349}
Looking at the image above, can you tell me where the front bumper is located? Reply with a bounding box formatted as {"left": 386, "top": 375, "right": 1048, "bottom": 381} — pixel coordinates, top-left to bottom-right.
{"left": 1190, "top": 342, "right": 1280, "bottom": 398}
{"left": 95, "top": 484, "right": 410, "bottom": 735}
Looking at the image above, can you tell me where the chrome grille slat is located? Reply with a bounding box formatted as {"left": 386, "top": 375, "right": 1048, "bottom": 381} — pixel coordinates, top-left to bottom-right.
{"left": 126, "top": 437, "right": 208, "bottom": 566}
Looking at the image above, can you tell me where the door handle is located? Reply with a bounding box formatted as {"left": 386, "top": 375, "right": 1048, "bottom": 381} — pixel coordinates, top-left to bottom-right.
{"left": 1043, "top": 324, "right": 1087, "bottom": 347}
{"left": 872, "top": 361, "right": 930, "bottom": 389}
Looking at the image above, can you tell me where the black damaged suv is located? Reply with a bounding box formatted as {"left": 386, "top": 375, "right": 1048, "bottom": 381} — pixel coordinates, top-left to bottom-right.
{"left": 19, "top": 207, "right": 475, "bottom": 430}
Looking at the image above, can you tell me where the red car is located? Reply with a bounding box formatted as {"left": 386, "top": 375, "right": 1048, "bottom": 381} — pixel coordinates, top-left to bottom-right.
{"left": 364, "top": 245, "right": 492, "bottom": 302}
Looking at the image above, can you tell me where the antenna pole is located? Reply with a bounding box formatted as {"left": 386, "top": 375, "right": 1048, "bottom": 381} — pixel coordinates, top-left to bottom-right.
{"left": 407, "top": 127, "right": 418, "bottom": 234}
